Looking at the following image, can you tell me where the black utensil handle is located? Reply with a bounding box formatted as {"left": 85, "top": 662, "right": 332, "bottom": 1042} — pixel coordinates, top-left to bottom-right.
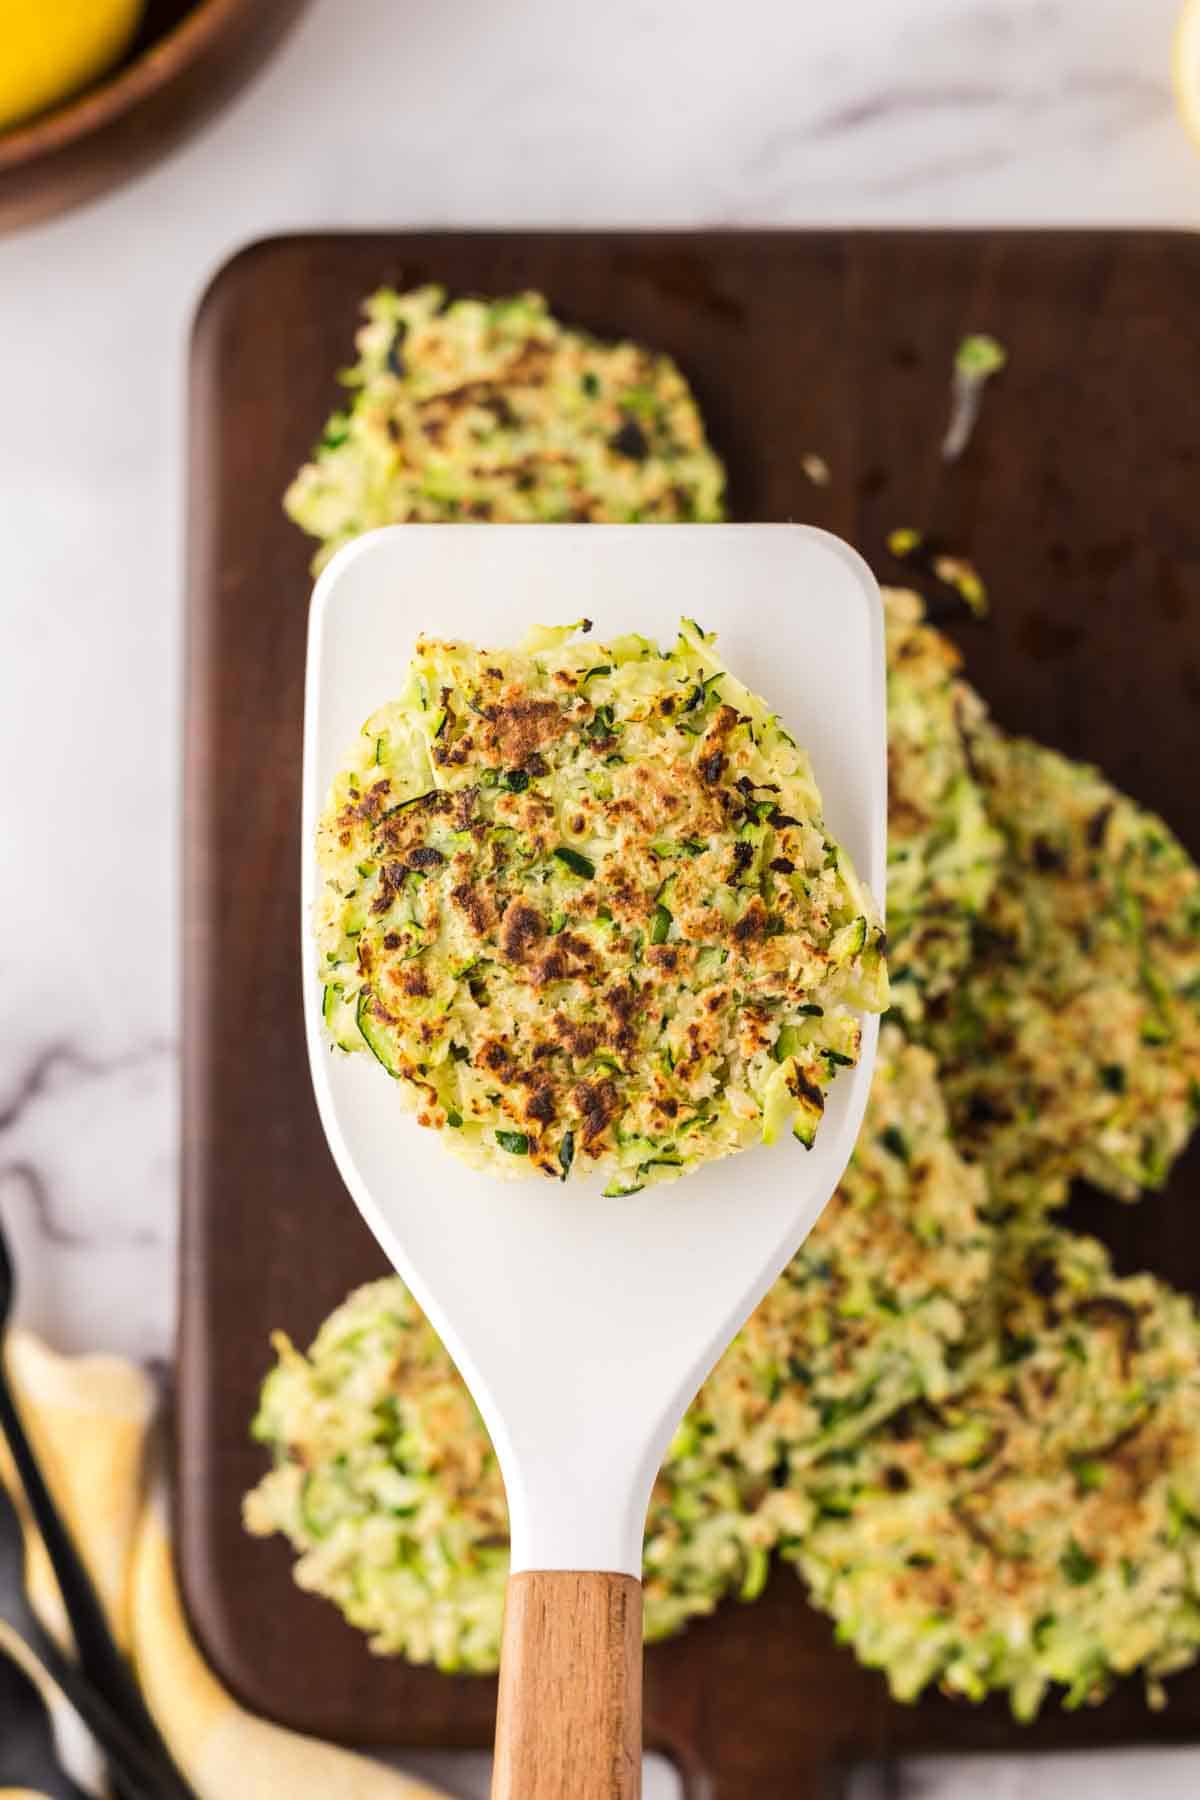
{"left": 0, "top": 1370, "right": 197, "bottom": 1800}
{"left": 14, "top": 1618, "right": 167, "bottom": 1800}
{"left": 0, "top": 1372, "right": 150, "bottom": 1714}
{"left": 0, "top": 1654, "right": 92, "bottom": 1800}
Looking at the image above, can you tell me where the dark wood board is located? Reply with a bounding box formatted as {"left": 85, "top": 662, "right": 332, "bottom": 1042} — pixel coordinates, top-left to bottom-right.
{"left": 180, "top": 231, "right": 1200, "bottom": 1798}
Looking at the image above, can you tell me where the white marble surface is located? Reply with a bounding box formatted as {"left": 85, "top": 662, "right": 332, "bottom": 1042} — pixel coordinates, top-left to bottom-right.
{"left": 0, "top": 0, "right": 1198, "bottom": 1791}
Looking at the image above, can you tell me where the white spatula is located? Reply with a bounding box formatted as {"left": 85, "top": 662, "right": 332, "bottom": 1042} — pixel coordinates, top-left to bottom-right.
{"left": 301, "top": 524, "right": 886, "bottom": 1799}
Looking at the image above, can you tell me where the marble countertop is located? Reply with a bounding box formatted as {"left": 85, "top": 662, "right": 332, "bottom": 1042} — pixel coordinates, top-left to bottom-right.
{"left": 0, "top": 0, "right": 1197, "bottom": 1791}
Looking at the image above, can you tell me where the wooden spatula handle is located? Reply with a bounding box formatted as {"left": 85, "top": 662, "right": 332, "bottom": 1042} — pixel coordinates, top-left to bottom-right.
{"left": 492, "top": 1570, "right": 643, "bottom": 1799}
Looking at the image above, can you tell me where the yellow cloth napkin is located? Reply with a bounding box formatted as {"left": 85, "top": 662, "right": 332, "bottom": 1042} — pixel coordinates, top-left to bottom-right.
{"left": 0, "top": 1330, "right": 447, "bottom": 1799}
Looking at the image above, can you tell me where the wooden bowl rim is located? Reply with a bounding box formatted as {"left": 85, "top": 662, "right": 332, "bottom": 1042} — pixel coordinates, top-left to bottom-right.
{"left": 0, "top": 0, "right": 254, "bottom": 174}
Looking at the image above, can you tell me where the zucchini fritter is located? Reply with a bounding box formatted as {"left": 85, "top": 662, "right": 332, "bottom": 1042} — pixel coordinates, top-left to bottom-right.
{"left": 243, "top": 1276, "right": 771, "bottom": 1668}
{"left": 317, "top": 620, "right": 887, "bottom": 1193}
{"left": 924, "top": 730, "right": 1200, "bottom": 1206}
{"left": 244, "top": 1031, "right": 982, "bottom": 1664}
{"left": 789, "top": 1228, "right": 1200, "bottom": 1718}
{"left": 244, "top": 1282, "right": 508, "bottom": 1671}
{"left": 882, "top": 588, "right": 1003, "bottom": 1021}
{"left": 285, "top": 287, "right": 727, "bottom": 571}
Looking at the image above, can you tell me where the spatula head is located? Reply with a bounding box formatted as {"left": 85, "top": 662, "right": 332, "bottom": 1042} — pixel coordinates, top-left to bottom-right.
{"left": 302, "top": 525, "right": 885, "bottom": 1574}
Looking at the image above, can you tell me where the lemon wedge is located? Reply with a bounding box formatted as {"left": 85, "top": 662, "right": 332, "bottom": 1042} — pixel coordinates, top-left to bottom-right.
{"left": 0, "top": 0, "right": 146, "bottom": 134}
{"left": 1175, "top": 0, "right": 1200, "bottom": 149}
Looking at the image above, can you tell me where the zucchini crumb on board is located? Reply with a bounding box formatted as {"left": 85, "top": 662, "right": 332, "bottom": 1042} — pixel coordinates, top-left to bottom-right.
{"left": 789, "top": 1228, "right": 1200, "bottom": 1719}
{"left": 243, "top": 1028, "right": 984, "bottom": 1669}
{"left": 284, "top": 286, "right": 727, "bottom": 571}
{"left": 316, "top": 618, "right": 887, "bottom": 1194}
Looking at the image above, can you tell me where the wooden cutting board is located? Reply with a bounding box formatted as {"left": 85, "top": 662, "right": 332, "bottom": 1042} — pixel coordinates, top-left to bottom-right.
{"left": 180, "top": 230, "right": 1200, "bottom": 1798}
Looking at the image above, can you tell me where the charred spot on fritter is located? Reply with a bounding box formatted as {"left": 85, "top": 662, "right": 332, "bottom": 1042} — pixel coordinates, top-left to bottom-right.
{"left": 610, "top": 418, "right": 649, "bottom": 461}
{"left": 451, "top": 881, "right": 496, "bottom": 936}
{"left": 787, "top": 1066, "right": 826, "bottom": 1113}
{"left": 732, "top": 897, "right": 768, "bottom": 944}
{"left": 477, "top": 1040, "right": 517, "bottom": 1087}
{"left": 1032, "top": 837, "right": 1067, "bottom": 873}
{"left": 452, "top": 787, "right": 480, "bottom": 830}
{"left": 730, "top": 840, "right": 754, "bottom": 878}
{"left": 488, "top": 696, "right": 568, "bottom": 765}
{"left": 499, "top": 900, "right": 546, "bottom": 966}
{"left": 524, "top": 1083, "right": 557, "bottom": 1127}
{"left": 533, "top": 931, "right": 596, "bottom": 987}
{"left": 553, "top": 1014, "right": 600, "bottom": 1061}
{"left": 574, "top": 1077, "right": 619, "bottom": 1145}
{"left": 338, "top": 780, "right": 391, "bottom": 827}
{"left": 604, "top": 979, "right": 644, "bottom": 1028}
